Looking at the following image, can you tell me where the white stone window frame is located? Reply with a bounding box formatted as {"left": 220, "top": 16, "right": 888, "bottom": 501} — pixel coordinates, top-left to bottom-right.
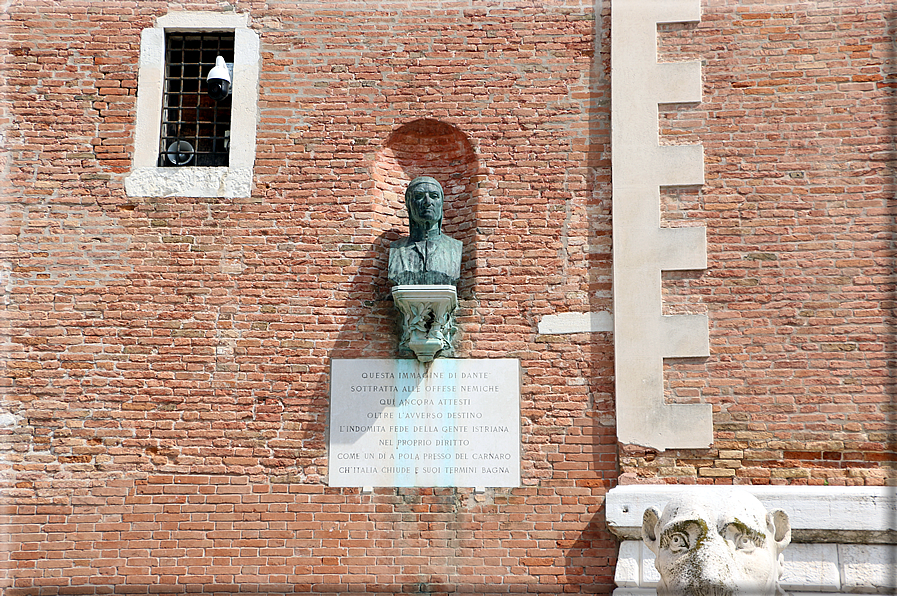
{"left": 125, "top": 12, "right": 259, "bottom": 198}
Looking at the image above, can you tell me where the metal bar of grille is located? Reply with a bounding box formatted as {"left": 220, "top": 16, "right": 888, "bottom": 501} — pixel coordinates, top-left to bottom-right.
{"left": 159, "top": 32, "right": 234, "bottom": 167}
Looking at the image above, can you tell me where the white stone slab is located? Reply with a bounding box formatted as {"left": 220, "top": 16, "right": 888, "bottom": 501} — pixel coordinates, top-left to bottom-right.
{"left": 780, "top": 544, "right": 841, "bottom": 592}
{"left": 615, "top": 540, "right": 889, "bottom": 594}
{"left": 612, "top": 589, "right": 655, "bottom": 596}
{"left": 606, "top": 485, "right": 897, "bottom": 541}
{"left": 641, "top": 547, "right": 660, "bottom": 586}
{"left": 614, "top": 541, "right": 641, "bottom": 587}
{"left": 329, "top": 359, "right": 520, "bottom": 487}
{"left": 839, "top": 545, "right": 897, "bottom": 592}
{"left": 537, "top": 311, "right": 613, "bottom": 334}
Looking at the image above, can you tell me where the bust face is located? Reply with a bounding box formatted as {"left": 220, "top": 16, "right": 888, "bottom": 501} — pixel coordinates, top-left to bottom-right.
{"left": 406, "top": 180, "right": 444, "bottom": 228}
{"left": 643, "top": 491, "right": 790, "bottom": 596}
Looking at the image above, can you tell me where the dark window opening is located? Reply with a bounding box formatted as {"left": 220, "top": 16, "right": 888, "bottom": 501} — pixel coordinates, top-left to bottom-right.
{"left": 159, "top": 32, "right": 234, "bottom": 167}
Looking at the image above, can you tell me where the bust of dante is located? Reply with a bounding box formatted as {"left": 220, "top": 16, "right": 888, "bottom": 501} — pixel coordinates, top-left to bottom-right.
{"left": 388, "top": 176, "right": 462, "bottom": 286}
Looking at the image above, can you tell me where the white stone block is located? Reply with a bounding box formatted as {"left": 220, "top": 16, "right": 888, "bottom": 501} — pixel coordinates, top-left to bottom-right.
{"left": 641, "top": 546, "right": 660, "bottom": 586}
{"left": 156, "top": 11, "right": 249, "bottom": 29}
{"left": 537, "top": 311, "right": 613, "bottom": 335}
{"left": 615, "top": 541, "right": 641, "bottom": 587}
{"left": 612, "top": 589, "right": 655, "bottom": 596}
{"left": 780, "top": 544, "right": 841, "bottom": 592}
{"left": 606, "top": 485, "right": 896, "bottom": 541}
{"left": 840, "top": 544, "right": 897, "bottom": 593}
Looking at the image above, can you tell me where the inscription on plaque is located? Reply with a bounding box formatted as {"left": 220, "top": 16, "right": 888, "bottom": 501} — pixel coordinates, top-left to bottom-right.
{"left": 329, "top": 359, "right": 521, "bottom": 487}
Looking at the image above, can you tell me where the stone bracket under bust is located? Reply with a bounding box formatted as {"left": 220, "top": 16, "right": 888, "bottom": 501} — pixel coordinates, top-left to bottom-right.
{"left": 391, "top": 286, "right": 457, "bottom": 363}
{"left": 388, "top": 177, "right": 462, "bottom": 362}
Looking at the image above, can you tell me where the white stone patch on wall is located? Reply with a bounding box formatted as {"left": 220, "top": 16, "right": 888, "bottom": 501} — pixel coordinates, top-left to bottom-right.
{"left": 0, "top": 262, "right": 11, "bottom": 312}
{"left": 611, "top": 0, "right": 711, "bottom": 450}
{"left": 125, "top": 11, "right": 260, "bottom": 198}
{"left": 537, "top": 311, "right": 613, "bottom": 335}
{"left": 0, "top": 410, "right": 17, "bottom": 429}
{"left": 0, "top": 409, "right": 20, "bottom": 481}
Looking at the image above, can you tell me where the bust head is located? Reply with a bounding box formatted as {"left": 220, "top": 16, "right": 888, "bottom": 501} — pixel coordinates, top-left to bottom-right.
{"left": 643, "top": 489, "right": 791, "bottom": 596}
{"left": 405, "top": 176, "right": 444, "bottom": 235}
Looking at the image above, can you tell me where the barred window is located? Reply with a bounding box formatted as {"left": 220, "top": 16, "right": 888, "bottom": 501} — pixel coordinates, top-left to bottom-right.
{"left": 159, "top": 32, "right": 234, "bottom": 167}
{"left": 127, "top": 12, "right": 259, "bottom": 198}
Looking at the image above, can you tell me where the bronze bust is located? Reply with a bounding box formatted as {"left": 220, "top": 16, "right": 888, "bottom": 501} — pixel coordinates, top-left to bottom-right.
{"left": 388, "top": 176, "right": 462, "bottom": 287}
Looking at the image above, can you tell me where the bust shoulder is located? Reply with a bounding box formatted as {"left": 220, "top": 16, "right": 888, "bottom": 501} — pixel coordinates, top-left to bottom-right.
{"left": 388, "top": 233, "right": 462, "bottom": 286}
{"left": 390, "top": 234, "right": 460, "bottom": 251}
{"left": 440, "top": 234, "right": 462, "bottom": 251}
{"left": 390, "top": 237, "right": 414, "bottom": 250}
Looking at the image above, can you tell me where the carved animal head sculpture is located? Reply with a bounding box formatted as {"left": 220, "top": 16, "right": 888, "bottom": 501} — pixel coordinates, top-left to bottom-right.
{"left": 642, "top": 489, "right": 791, "bottom": 596}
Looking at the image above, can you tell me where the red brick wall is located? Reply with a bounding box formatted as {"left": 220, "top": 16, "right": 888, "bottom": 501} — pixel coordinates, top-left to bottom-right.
{"left": 624, "top": 1, "right": 897, "bottom": 486}
{"left": 0, "top": 0, "right": 893, "bottom": 593}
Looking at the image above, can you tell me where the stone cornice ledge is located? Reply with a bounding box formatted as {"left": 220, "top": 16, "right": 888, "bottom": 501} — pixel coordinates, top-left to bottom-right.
{"left": 606, "top": 485, "right": 896, "bottom": 543}
{"left": 124, "top": 167, "right": 253, "bottom": 198}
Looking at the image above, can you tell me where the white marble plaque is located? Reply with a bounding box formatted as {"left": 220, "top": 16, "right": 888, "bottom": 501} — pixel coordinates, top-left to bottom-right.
{"left": 329, "top": 359, "right": 520, "bottom": 487}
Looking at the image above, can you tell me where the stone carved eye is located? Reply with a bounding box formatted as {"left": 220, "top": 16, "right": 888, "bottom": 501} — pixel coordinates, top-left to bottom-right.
{"left": 722, "top": 524, "right": 761, "bottom": 552}
{"left": 733, "top": 532, "right": 756, "bottom": 552}
{"left": 668, "top": 532, "right": 689, "bottom": 553}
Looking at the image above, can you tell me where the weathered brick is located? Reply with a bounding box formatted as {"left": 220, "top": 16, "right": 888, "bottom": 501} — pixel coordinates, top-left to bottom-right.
{"left": 0, "top": 0, "right": 893, "bottom": 593}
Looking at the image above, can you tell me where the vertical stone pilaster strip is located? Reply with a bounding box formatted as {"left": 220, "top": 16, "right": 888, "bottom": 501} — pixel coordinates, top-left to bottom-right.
{"left": 611, "top": 0, "right": 712, "bottom": 450}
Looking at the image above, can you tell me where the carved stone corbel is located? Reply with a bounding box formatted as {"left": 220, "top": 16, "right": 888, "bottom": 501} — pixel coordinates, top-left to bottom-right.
{"left": 391, "top": 285, "right": 458, "bottom": 362}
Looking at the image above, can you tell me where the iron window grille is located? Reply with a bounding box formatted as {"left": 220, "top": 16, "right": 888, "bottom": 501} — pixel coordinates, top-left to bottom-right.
{"left": 159, "top": 32, "right": 234, "bottom": 167}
